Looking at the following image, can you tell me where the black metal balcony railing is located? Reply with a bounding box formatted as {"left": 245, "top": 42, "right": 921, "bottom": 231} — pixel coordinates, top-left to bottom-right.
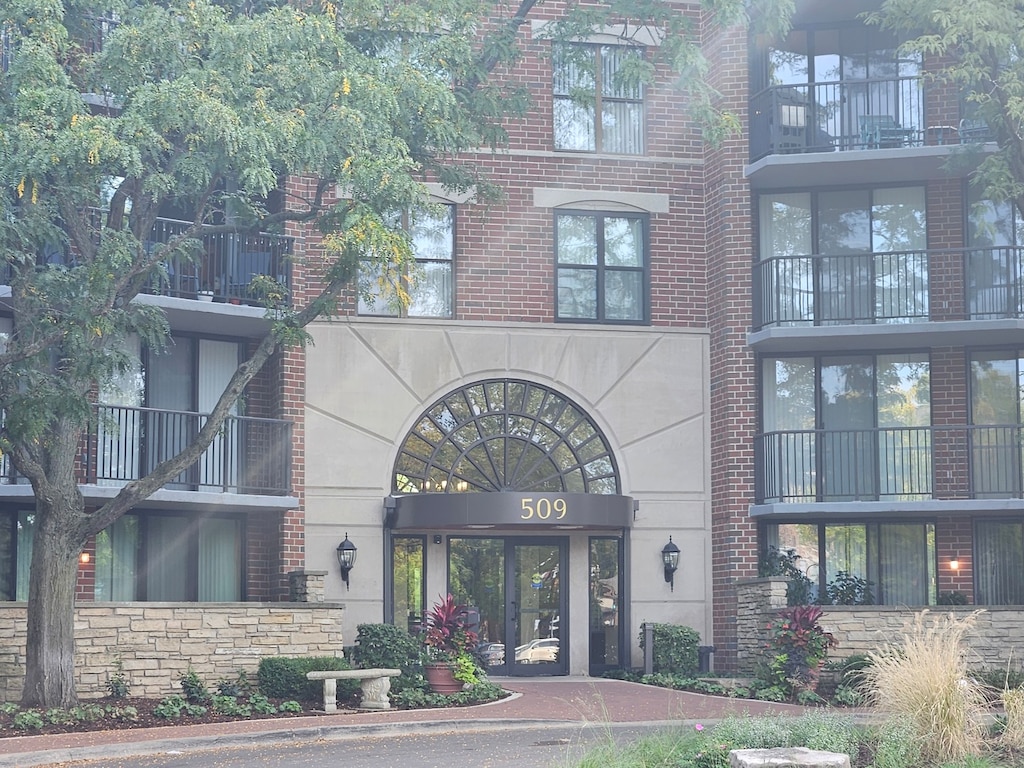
{"left": 1, "top": 214, "right": 294, "bottom": 307}
{"left": 145, "top": 217, "right": 294, "bottom": 306}
{"left": 756, "top": 424, "right": 1024, "bottom": 504}
{"left": 754, "top": 249, "right": 930, "bottom": 328}
{"left": 750, "top": 75, "right": 944, "bottom": 160}
{"left": 2, "top": 406, "right": 292, "bottom": 495}
{"left": 753, "top": 246, "right": 1024, "bottom": 329}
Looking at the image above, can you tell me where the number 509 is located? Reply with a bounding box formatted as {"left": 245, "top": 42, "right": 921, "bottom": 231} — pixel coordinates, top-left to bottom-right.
{"left": 520, "top": 497, "right": 567, "bottom": 520}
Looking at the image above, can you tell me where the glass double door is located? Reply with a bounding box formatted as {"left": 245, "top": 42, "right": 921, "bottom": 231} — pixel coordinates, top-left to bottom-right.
{"left": 449, "top": 537, "right": 567, "bottom": 676}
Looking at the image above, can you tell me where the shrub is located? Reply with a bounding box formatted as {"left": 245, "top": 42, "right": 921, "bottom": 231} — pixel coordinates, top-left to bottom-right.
{"left": 638, "top": 623, "right": 700, "bottom": 676}
{"left": 862, "top": 610, "right": 988, "bottom": 764}
{"left": 351, "top": 623, "right": 424, "bottom": 692}
{"left": 760, "top": 546, "right": 817, "bottom": 606}
{"left": 870, "top": 716, "right": 924, "bottom": 768}
{"left": 180, "top": 667, "right": 210, "bottom": 704}
{"left": 105, "top": 655, "right": 130, "bottom": 699}
{"left": 211, "top": 695, "right": 251, "bottom": 716}
{"left": 257, "top": 656, "right": 357, "bottom": 702}
{"left": 823, "top": 571, "right": 874, "bottom": 605}
{"left": 760, "top": 604, "right": 835, "bottom": 697}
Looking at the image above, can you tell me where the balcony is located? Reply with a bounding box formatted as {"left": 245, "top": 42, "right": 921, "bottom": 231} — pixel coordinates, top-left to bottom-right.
{"left": 750, "top": 247, "right": 1024, "bottom": 352}
{"left": 2, "top": 215, "right": 293, "bottom": 309}
{"left": 145, "top": 218, "right": 293, "bottom": 306}
{"left": 746, "top": 77, "right": 992, "bottom": 188}
{"left": 755, "top": 424, "right": 1024, "bottom": 506}
{"left": 1, "top": 406, "right": 293, "bottom": 497}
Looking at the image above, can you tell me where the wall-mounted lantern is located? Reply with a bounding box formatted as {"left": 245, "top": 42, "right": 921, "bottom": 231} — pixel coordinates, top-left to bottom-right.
{"left": 336, "top": 533, "right": 357, "bottom": 590}
{"left": 662, "top": 536, "right": 680, "bottom": 591}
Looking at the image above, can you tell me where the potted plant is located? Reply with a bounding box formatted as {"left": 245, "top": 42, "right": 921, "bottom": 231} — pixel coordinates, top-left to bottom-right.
{"left": 422, "top": 594, "right": 477, "bottom": 694}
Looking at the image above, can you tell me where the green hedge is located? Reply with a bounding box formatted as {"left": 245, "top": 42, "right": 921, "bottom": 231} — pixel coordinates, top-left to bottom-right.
{"left": 351, "top": 623, "right": 424, "bottom": 693}
{"left": 638, "top": 623, "right": 700, "bottom": 676}
{"left": 256, "top": 656, "right": 357, "bottom": 702}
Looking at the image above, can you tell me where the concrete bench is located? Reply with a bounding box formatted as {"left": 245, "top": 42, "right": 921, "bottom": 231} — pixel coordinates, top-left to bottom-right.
{"left": 306, "top": 668, "right": 401, "bottom": 712}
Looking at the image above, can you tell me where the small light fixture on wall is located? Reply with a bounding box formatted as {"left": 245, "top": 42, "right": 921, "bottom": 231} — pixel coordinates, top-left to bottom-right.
{"left": 950, "top": 553, "right": 960, "bottom": 571}
{"left": 662, "top": 536, "right": 680, "bottom": 591}
{"left": 79, "top": 551, "right": 90, "bottom": 565}
{"left": 336, "top": 533, "right": 357, "bottom": 590}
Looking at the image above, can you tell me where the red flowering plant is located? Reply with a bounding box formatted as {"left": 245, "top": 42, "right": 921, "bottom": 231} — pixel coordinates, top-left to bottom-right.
{"left": 761, "top": 604, "right": 836, "bottom": 698}
{"left": 423, "top": 594, "right": 478, "bottom": 664}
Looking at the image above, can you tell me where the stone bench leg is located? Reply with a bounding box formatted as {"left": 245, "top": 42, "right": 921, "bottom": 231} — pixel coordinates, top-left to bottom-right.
{"left": 359, "top": 676, "right": 393, "bottom": 710}
{"left": 321, "top": 678, "right": 338, "bottom": 713}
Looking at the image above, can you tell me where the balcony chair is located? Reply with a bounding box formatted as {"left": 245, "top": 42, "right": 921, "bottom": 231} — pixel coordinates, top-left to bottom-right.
{"left": 859, "top": 115, "right": 916, "bottom": 149}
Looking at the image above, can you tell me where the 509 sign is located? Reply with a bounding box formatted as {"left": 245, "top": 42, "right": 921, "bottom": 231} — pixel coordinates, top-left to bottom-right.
{"left": 520, "top": 498, "right": 567, "bottom": 521}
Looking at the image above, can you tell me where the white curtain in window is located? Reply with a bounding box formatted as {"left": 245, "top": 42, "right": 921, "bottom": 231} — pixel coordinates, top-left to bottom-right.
{"left": 878, "top": 523, "right": 928, "bottom": 605}
{"left": 146, "top": 516, "right": 189, "bottom": 601}
{"left": 97, "top": 335, "right": 143, "bottom": 486}
{"left": 15, "top": 512, "right": 34, "bottom": 602}
{"left": 198, "top": 518, "right": 241, "bottom": 601}
{"left": 198, "top": 340, "right": 239, "bottom": 491}
{"left": 976, "top": 521, "right": 1024, "bottom": 604}
{"left": 95, "top": 516, "right": 138, "bottom": 601}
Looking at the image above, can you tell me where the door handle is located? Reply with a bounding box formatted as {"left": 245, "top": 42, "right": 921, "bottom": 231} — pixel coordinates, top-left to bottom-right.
{"left": 510, "top": 600, "right": 517, "bottom": 623}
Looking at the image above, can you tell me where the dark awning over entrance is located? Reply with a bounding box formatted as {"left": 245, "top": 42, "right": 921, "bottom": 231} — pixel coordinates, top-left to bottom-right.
{"left": 385, "top": 492, "right": 636, "bottom": 530}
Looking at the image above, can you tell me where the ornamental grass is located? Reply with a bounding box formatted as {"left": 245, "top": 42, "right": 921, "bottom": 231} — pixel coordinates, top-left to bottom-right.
{"left": 861, "top": 610, "right": 988, "bottom": 765}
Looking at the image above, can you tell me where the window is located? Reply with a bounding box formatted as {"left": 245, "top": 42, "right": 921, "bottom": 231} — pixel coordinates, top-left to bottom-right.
{"left": 760, "top": 354, "right": 931, "bottom": 501}
{"left": 359, "top": 205, "right": 454, "bottom": 318}
{"left": 976, "top": 520, "right": 1024, "bottom": 604}
{"left": 970, "top": 351, "right": 1024, "bottom": 496}
{"left": 94, "top": 512, "right": 243, "bottom": 601}
{"left": 391, "top": 536, "right": 425, "bottom": 633}
{"left": 765, "top": 521, "right": 936, "bottom": 606}
{"left": 553, "top": 44, "right": 644, "bottom": 154}
{"left": 555, "top": 211, "right": 647, "bottom": 323}
{"left": 966, "top": 192, "right": 1024, "bottom": 318}
{"left": 756, "top": 187, "right": 927, "bottom": 327}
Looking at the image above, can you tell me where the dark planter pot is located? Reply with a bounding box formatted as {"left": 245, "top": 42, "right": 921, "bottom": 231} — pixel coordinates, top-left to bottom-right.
{"left": 424, "top": 662, "right": 462, "bottom": 694}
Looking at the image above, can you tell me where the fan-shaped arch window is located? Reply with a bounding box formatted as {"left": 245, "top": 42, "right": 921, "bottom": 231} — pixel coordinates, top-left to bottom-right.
{"left": 393, "top": 380, "right": 619, "bottom": 495}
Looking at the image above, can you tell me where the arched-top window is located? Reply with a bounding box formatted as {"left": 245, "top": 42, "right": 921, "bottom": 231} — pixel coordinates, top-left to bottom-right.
{"left": 393, "top": 379, "right": 619, "bottom": 494}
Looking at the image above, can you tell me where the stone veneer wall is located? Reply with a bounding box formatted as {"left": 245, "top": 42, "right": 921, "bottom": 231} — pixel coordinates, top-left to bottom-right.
{"left": 736, "top": 578, "right": 1024, "bottom": 673}
{"left": 0, "top": 599, "right": 344, "bottom": 701}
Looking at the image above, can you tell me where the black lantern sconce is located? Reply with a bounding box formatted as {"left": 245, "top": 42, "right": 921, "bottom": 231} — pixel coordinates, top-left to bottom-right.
{"left": 662, "top": 536, "right": 680, "bottom": 591}
{"left": 336, "top": 533, "right": 357, "bottom": 590}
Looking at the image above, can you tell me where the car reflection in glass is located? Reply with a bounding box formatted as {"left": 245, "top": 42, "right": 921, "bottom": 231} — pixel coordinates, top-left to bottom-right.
{"left": 477, "top": 642, "right": 505, "bottom": 666}
{"left": 514, "top": 638, "right": 559, "bottom": 663}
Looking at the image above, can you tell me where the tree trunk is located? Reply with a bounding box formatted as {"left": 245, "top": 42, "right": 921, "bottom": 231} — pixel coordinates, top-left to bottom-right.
{"left": 21, "top": 493, "right": 85, "bottom": 709}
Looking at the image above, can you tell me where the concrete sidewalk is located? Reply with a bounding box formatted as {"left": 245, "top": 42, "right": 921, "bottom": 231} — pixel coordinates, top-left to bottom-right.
{"left": 0, "top": 678, "right": 814, "bottom": 767}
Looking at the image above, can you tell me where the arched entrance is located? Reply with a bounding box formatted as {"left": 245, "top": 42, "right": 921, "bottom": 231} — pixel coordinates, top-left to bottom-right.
{"left": 385, "top": 379, "right": 633, "bottom": 676}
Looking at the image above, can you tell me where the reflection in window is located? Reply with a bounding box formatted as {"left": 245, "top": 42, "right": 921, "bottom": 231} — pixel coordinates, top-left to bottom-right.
{"left": 589, "top": 538, "right": 621, "bottom": 669}
{"left": 553, "top": 44, "right": 644, "bottom": 154}
{"left": 393, "top": 379, "right": 619, "bottom": 494}
{"left": 966, "top": 194, "right": 1024, "bottom": 318}
{"left": 761, "top": 354, "right": 931, "bottom": 502}
{"left": 392, "top": 536, "right": 425, "bottom": 634}
{"left": 359, "top": 204, "right": 454, "bottom": 318}
{"left": 970, "top": 351, "right": 1024, "bottom": 497}
{"left": 756, "top": 187, "right": 927, "bottom": 327}
{"left": 556, "top": 212, "right": 647, "bottom": 323}
{"left": 766, "top": 521, "right": 935, "bottom": 605}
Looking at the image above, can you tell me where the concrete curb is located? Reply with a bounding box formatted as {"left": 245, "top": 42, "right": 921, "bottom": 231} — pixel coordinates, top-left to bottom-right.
{"left": 0, "top": 718, "right": 681, "bottom": 768}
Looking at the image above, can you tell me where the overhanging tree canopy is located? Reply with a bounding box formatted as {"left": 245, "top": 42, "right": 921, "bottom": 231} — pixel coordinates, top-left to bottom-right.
{"left": 0, "top": 0, "right": 791, "bottom": 708}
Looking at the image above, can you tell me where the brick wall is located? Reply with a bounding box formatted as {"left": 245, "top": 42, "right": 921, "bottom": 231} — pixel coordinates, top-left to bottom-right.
{"left": 0, "top": 600, "right": 344, "bottom": 701}
{"left": 703, "top": 16, "right": 758, "bottom": 671}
